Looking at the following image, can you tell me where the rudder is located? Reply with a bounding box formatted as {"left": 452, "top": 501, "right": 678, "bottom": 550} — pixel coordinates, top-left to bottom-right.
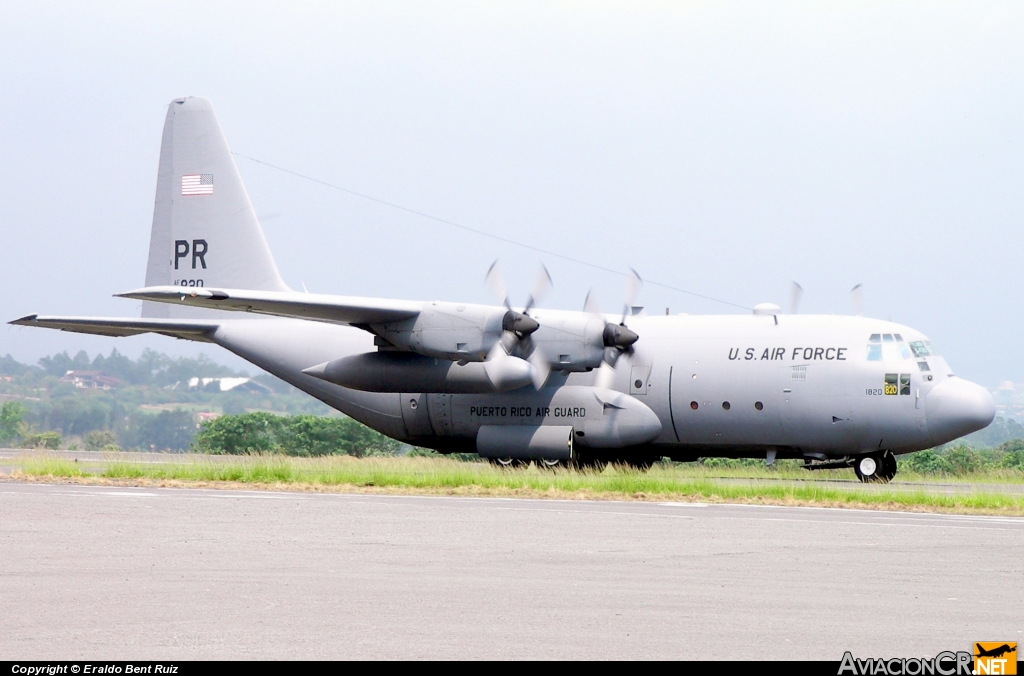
{"left": 143, "top": 96, "right": 289, "bottom": 318}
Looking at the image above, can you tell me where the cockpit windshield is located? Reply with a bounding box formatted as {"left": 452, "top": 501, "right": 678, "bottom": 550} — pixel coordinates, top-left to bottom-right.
{"left": 867, "top": 334, "right": 936, "bottom": 361}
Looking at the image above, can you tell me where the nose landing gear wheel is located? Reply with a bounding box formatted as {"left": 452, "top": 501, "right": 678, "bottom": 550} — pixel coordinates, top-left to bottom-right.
{"left": 854, "top": 453, "right": 895, "bottom": 483}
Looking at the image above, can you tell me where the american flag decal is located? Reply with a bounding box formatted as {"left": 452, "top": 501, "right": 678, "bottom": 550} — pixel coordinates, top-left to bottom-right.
{"left": 181, "top": 174, "right": 214, "bottom": 196}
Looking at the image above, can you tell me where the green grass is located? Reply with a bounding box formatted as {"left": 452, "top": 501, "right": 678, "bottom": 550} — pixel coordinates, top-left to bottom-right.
{"left": 10, "top": 454, "right": 1024, "bottom": 514}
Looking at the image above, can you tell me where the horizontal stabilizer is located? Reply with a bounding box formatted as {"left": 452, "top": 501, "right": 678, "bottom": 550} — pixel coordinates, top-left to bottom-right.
{"left": 116, "top": 287, "right": 423, "bottom": 326}
{"left": 9, "top": 315, "right": 220, "bottom": 342}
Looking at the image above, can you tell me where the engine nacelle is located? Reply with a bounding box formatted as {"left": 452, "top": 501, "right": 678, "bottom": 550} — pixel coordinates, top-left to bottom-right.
{"left": 371, "top": 304, "right": 610, "bottom": 373}
{"left": 374, "top": 302, "right": 506, "bottom": 362}
{"left": 303, "top": 351, "right": 534, "bottom": 394}
{"left": 520, "top": 310, "right": 607, "bottom": 372}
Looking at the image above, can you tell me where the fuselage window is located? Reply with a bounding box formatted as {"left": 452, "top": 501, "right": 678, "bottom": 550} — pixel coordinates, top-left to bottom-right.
{"left": 869, "top": 334, "right": 881, "bottom": 343}
{"left": 917, "top": 360, "right": 930, "bottom": 372}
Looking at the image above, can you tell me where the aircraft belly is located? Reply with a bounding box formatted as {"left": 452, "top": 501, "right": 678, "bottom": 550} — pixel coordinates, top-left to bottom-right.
{"left": 211, "top": 319, "right": 408, "bottom": 439}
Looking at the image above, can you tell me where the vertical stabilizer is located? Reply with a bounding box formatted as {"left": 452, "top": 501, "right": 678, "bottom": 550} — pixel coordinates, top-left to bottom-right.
{"left": 143, "top": 97, "right": 289, "bottom": 318}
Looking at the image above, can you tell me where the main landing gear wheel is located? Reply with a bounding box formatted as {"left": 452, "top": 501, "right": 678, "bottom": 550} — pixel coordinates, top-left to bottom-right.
{"left": 854, "top": 453, "right": 895, "bottom": 483}
{"left": 880, "top": 451, "right": 897, "bottom": 482}
{"left": 536, "top": 458, "right": 567, "bottom": 470}
{"left": 489, "top": 457, "right": 531, "bottom": 469}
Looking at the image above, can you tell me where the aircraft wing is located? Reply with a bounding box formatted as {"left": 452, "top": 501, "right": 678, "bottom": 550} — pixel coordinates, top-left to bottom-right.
{"left": 115, "top": 286, "right": 423, "bottom": 325}
{"left": 8, "top": 315, "right": 220, "bottom": 342}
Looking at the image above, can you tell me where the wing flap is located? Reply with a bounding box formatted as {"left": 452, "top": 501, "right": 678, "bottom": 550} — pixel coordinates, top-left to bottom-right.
{"left": 115, "top": 287, "right": 422, "bottom": 325}
{"left": 9, "top": 315, "right": 220, "bottom": 342}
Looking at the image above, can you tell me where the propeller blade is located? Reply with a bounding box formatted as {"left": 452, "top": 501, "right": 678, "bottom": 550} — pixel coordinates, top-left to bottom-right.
{"left": 483, "top": 342, "right": 534, "bottom": 392}
{"left": 595, "top": 361, "right": 616, "bottom": 390}
{"left": 621, "top": 268, "right": 643, "bottom": 324}
{"left": 484, "top": 260, "right": 511, "bottom": 310}
{"left": 850, "top": 283, "right": 863, "bottom": 316}
{"left": 583, "top": 289, "right": 603, "bottom": 317}
{"left": 528, "top": 349, "right": 551, "bottom": 390}
{"left": 523, "top": 264, "right": 553, "bottom": 314}
{"left": 790, "top": 281, "right": 803, "bottom": 315}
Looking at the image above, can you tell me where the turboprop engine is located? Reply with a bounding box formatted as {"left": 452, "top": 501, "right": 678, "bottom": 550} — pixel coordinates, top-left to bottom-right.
{"left": 370, "top": 303, "right": 626, "bottom": 377}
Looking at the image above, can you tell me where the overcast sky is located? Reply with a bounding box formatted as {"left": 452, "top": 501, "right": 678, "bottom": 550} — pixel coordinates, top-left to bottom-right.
{"left": 1, "top": 2, "right": 1021, "bottom": 386}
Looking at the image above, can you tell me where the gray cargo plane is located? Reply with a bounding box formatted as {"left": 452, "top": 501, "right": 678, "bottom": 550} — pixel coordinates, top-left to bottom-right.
{"left": 11, "top": 97, "right": 995, "bottom": 481}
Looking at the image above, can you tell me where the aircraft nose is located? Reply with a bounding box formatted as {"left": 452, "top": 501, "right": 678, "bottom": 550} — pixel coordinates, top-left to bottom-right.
{"left": 925, "top": 377, "right": 996, "bottom": 446}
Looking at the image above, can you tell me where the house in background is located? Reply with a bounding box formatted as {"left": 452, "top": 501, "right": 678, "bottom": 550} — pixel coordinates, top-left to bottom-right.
{"left": 61, "top": 371, "right": 120, "bottom": 390}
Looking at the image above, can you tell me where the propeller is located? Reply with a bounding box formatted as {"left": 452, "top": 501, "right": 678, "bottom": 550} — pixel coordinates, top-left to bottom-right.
{"left": 790, "top": 281, "right": 803, "bottom": 314}
{"left": 585, "top": 268, "right": 642, "bottom": 369}
{"left": 850, "top": 283, "right": 863, "bottom": 316}
{"left": 485, "top": 260, "right": 553, "bottom": 389}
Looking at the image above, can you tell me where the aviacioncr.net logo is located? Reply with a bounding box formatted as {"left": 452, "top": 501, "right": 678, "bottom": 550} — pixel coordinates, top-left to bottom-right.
{"left": 838, "top": 651, "right": 973, "bottom": 676}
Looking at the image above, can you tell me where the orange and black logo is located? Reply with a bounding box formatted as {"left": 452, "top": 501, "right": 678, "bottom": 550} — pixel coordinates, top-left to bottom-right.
{"left": 974, "top": 642, "right": 1016, "bottom": 675}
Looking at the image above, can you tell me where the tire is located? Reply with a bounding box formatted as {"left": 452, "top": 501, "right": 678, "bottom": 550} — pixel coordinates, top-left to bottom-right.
{"left": 854, "top": 454, "right": 890, "bottom": 483}
{"left": 575, "top": 451, "right": 609, "bottom": 472}
{"left": 536, "top": 458, "right": 568, "bottom": 470}
{"left": 880, "top": 451, "right": 897, "bottom": 481}
{"left": 488, "top": 457, "right": 530, "bottom": 469}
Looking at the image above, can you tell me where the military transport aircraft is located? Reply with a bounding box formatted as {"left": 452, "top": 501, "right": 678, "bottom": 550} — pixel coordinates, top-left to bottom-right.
{"left": 10, "top": 97, "right": 996, "bottom": 481}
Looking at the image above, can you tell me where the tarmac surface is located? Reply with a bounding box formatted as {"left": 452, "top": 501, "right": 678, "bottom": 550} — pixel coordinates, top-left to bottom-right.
{"left": 1, "top": 481, "right": 1022, "bottom": 659}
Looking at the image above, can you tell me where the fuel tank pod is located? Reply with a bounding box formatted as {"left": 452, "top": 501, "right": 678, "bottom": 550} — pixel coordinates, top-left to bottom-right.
{"left": 302, "top": 351, "right": 534, "bottom": 394}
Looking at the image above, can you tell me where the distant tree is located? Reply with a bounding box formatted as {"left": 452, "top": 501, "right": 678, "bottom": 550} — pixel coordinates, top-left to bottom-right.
{"left": 192, "top": 412, "right": 399, "bottom": 456}
{"left": 0, "top": 355, "right": 30, "bottom": 377}
{"left": 0, "top": 401, "right": 27, "bottom": 445}
{"left": 21, "top": 431, "right": 62, "bottom": 450}
{"left": 84, "top": 430, "right": 119, "bottom": 451}
{"left": 121, "top": 410, "right": 197, "bottom": 451}
{"left": 998, "top": 439, "right": 1024, "bottom": 470}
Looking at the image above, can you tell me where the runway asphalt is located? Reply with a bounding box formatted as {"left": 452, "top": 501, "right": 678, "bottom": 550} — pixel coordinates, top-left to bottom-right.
{"left": 1, "top": 481, "right": 1021, "bottom": 660}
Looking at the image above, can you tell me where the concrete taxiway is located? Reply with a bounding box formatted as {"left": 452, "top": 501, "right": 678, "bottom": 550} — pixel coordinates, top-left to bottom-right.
{"left": 1, "top": 481, "right": 1022, "bottom": 659}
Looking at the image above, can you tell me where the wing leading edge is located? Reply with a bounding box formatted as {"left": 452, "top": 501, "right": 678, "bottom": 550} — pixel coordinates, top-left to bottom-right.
{"left": 9, "top": 315, "right": 220, "bottom": 342}
{"left": 115, "top": 287, "right": 423, "bottom": 326}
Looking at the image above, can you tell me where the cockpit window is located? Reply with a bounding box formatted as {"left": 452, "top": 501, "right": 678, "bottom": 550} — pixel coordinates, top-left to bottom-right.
{"left": 925, "top": 341, "right": 938, "bottom": 356}
{"left": 868, "top": 333, "right": 916, "bottom": 361}
{"left": 909, "top": 341, "right": 930, "bottom": 357}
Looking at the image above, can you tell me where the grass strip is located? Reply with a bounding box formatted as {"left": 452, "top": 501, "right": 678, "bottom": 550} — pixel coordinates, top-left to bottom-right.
{"left": 10, "top": 455, "right": 1024, "bottom": 516}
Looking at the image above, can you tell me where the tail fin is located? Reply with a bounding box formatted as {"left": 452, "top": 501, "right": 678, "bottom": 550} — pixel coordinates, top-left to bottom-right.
{"left": 142, "top": 96, "right": 289, "bottom": 318}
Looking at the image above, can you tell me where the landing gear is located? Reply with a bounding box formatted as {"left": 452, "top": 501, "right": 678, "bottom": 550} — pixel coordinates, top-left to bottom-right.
{"left": 488, "top": 457, "right": 531, "bottom": 469}
{"left": 854, "top": 452, "right": 897, "bottom": 483}
{"left": 613, "top": 454, "right": 660, "bottom": 472}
